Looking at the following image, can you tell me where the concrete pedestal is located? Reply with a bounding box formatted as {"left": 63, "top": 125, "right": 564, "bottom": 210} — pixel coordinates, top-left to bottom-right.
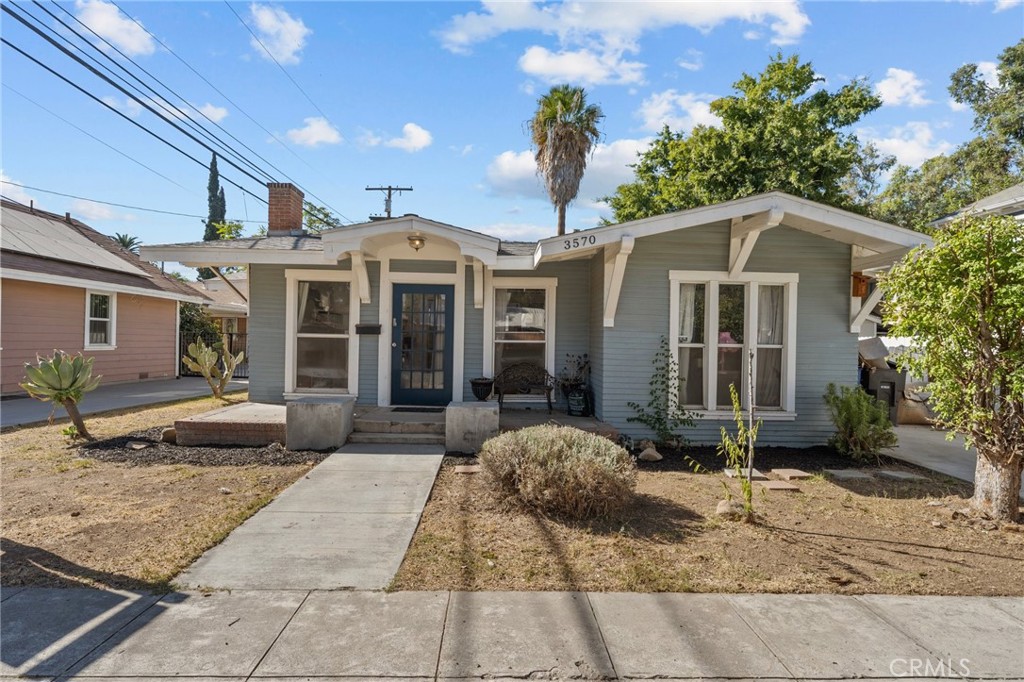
{"left": 446, "top": 401, "right": 499, "bottom": 453}
{"left": 286, "top": 395, "right": 355, "bottom": 451}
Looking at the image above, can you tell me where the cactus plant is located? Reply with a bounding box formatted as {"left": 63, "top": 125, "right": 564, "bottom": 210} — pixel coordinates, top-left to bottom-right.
{"left": 183, "top": 336, "right": 244, "bottom": 400}
{"left": 20, "top": 351, "right": 102, "bottom": 440}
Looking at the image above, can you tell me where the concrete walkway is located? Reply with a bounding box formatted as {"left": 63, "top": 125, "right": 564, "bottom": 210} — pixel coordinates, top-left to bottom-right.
{"left": 893, "top": 425, "right": 1023, "bottom": 499}
{"left": 0, "top": 377, "right": 247, "bottom": 428}
{"left": 3, "top": 587, "right": 1021, "bottom": 679}
{"left": 176, "top": 443, "right": 444, "bottom": 590}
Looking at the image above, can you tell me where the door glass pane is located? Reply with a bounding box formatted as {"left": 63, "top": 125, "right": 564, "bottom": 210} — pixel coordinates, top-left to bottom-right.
{"left": 399, "top": 292, "right": 447, "bottom": 391}
{"left": 678, "top": 347, "right": 704, "bottom": 406}
{"left": 716, "top": 348, "right": 743, "bottom": 408}
{"left": 296, "top": 337, "right": 347, "bottom": 389}
{"left": 495, "top": 288, "right": 546, "bottom": 341}
{"left": 718, "top": 284, "right": 745, "bottom": 345}
{"left": 756, "top": 348, "right": 782, "bottom": 408}
{"left": 678, "top": 284, "right": 705, "bottom": 343}
{"left": 298, "top": 281, "right": 349, "bottom": 334}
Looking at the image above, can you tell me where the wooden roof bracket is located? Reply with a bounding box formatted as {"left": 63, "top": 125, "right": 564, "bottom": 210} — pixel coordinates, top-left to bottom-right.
{"left": 603, "top": 235, "right": 635, "bottom": 327}
{"left": 728, "top": 207, "right": 784, "bottom": 278}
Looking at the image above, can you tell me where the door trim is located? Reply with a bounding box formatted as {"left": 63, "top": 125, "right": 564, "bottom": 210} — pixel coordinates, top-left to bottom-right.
{"left": 378, "top": 257, "right": 465, "bottom": 405}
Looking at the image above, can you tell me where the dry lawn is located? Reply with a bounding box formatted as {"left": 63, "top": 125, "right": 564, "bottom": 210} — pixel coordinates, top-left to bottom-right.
{"left": 393, "top": 458, "right": 1024, "bottom": 595}
{"left": 1, "top": 393, "right": 312, "bottom": 590}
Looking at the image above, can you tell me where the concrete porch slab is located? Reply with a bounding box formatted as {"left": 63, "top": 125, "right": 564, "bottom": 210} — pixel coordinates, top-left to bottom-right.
{"left": 437, "top": 592, "right": 615, "bottom": 679}
{"left": 589, "top": 593, "right": 790, "bottom": 679}
{"left": 727, "top": 594, "right": 934, "bottom": 679}
{"left": 856, "top": 595, "right": 1024, "bottom": 679}
{"left": 67, "top": 591, "right": 303, "bottom": 677}
{"left": 1, "top": 588, "right": 161, "bottom": 677}
{"left": 253, "top": 592, "right": 448, "bottom": 678}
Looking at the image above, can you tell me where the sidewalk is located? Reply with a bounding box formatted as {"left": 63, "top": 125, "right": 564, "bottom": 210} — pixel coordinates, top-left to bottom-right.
{"left": 0, "top": 377, "right": 247, "bottom": 428}
{"left": 2, "top": 587, "right": 1021, "bottom": 679}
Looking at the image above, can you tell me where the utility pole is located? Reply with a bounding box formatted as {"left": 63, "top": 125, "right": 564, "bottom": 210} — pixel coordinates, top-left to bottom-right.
{"left": 365, "top": 185, "right": 413, "bottom": 219}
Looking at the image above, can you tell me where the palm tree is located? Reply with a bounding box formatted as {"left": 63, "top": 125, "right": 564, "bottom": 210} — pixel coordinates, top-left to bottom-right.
{"left": 112, "top": 232, "right": 142, "bottom": 254}
{"left": 530, "top": 85, "right": 604, "bottom": 236}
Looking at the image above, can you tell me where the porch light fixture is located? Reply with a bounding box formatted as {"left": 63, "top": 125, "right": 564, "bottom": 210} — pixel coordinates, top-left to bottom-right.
{"left": 407, "top": 234, "right": 426, "bottom": 251}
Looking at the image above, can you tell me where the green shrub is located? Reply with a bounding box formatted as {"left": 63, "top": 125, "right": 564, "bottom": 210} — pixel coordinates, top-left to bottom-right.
{"left": 478, "top": 425, "right": 637, "bottom": 519}
{"left": 823, "top": 383, "right": 898, "bottom": 463}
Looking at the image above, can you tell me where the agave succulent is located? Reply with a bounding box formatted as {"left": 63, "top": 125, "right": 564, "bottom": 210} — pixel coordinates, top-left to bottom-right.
{"left": 21, "top": 351, "right": 102, "bottom": 440}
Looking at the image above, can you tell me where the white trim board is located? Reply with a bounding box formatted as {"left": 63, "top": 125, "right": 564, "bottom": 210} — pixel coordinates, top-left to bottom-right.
{"left": 84, "top": 289, "right": 117, "bottom": 351}
{"left": 3, "top": 268, "right": 205, "bottom": 303}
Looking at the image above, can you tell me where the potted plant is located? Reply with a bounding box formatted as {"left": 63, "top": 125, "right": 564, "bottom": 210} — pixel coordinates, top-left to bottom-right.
{"left": 558, "top": 353, "right": 591, "bottom": 416}
{"left": 470, "top": 376, "right": 494, "bottom": 401}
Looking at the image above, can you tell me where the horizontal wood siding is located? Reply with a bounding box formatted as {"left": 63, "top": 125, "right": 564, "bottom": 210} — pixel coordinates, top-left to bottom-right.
{"left": 248, "top": 262, "right": 351, "bottom": 404}
{"left": 1, "top": 279, "right": 176, "bottom": 394}
{"left": 600, "top": 223, "right": 855, "bottom": 446}
{"left": 357, "top": 260, "right": 380, "bottom": 405}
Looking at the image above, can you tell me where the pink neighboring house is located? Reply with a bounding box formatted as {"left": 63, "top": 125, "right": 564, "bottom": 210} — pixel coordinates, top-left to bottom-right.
{"left": 0, "top": 199, "right": 207, "bottom": 395}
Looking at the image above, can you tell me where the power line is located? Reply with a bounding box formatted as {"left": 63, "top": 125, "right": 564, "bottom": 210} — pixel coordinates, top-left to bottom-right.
{"left": 0, "top": 180, "right": 266, "bottom": 223}
{"left": 3, "top": 3, "right": 272, "bottom": 191}
{"left": 3, "top": 83, "right": 193, "bottom": 194}
{"left": 0, "top": 36, "right": 267, "bottom": 205}
{"left": 223, "top": 1, "right": 332, "bottom": 121}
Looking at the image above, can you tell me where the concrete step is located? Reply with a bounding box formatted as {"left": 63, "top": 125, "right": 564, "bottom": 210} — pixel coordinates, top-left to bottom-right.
{"left": 352, "top": 419, "right": 446, "bottom": 435}
{"left": 347, "top": 432, "right": 446, "bottom": 445}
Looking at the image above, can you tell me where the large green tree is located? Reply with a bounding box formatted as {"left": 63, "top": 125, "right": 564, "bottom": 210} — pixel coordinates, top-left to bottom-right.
{"left": 883, "top": 215, "right": 1024, "bottom": 522}
{"left": 872, "top": 39, "right": 1023, "bottom": 229}
{"left": 608, "top": 54, "right": 881, "bottom": 222}
{"left": 530, "top": 85, "right": 604, "bottom": 236}
{"left": 200, "top": 153, "right": 227, "bottom": 279}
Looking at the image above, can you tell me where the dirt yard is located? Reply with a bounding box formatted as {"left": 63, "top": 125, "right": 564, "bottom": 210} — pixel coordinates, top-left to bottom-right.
{"left": 0, "top": 394, "right": 320, "bottom": 591}
{"left": 393, "top": 451, "right": 1024, "bottom": 596}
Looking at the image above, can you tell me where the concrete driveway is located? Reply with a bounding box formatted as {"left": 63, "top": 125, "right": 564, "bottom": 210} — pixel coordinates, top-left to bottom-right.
{"left": 175, "top": 443, "right": 444, "bottom": 591}
{"left": 893, "top": 425, "right": 1023, "bottom": 499}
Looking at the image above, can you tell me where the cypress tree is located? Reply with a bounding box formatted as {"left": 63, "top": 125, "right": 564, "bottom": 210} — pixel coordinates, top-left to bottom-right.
{"left": 203, "top": 153, "right": 222, "bottom": 242}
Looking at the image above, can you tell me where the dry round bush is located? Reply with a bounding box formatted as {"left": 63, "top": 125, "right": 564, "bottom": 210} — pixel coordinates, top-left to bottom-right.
{"left": 478, "top": 425, "right": 637, "bottom": 519}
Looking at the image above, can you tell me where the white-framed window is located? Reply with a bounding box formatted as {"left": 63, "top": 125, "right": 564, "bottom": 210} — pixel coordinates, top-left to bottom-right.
{"left": 669, "top": 271, "right": 798, "bottom": 415}
{"left": 284, "top": 270, "right": 358, "bottom": 394}
{"left": 84, "top": 290, "right": 116, "bottom": 349}
{"left": 484, "top": 277, "right": 557, "bottom": 384}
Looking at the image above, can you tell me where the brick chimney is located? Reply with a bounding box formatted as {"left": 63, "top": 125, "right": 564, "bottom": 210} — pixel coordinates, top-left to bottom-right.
{"left": 267, "top": 182, "right": 305, "bottom": 236}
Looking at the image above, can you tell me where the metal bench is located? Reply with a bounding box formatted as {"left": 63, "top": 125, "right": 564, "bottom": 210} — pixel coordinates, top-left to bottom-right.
{"left": 493, "top": 362, "right": 555, "bottom": 413}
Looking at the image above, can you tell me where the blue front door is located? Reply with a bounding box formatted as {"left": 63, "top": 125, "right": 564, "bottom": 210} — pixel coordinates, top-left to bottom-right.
{"left": 391, "top": 284, "right": 455, "bottom": 406}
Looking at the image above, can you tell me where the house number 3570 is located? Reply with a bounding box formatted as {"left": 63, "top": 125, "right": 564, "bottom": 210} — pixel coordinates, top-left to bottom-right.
{"left": 563, "top": 235, "right": 597, "bottom": 250}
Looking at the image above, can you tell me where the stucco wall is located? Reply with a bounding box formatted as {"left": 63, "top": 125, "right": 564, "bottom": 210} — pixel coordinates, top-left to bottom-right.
{"left": 1, "top": 278, "right": 177, "bottom": 394}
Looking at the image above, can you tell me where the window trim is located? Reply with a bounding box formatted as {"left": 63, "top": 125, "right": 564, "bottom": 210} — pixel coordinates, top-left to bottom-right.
{"left": 84, "top": 290, "right": 117, "bottom": 350}
{"left": 668, "top": 271, "right": 798, "bottom": 416}
{"left": 483, "top": 276, "right": 558, "bottom": 386}
{"left": 284, "top": 269, "right": 359, "bottom": 395}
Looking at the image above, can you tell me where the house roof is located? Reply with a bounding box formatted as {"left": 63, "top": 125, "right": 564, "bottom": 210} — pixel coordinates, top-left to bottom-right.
{"left": 187, "top": 273, "right": 248, "bottom": 317}
{"left": 932, "top": 182, "right": 1024, "bottom": 226}
{"left": 1, "top": 199, "right": 207, "bottom": 303}
{"left": 140, "top": 191, "right": 930, "bottom": 272}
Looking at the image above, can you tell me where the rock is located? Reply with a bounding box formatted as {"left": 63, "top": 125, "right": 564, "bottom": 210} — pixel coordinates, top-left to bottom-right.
{"left": 127, "top": 441, "right": 150, "bottom": 450}
{"left": 716, "top": 499, "right": 746, "bottom": 521}
{"left": 981, "top": 522, "right": 999, "bottom": 531}
{"left": 266, "top": 441, "right": 286, "bottom": 452}
{"left": 931, "top": 520, "right": 945, "bottom": 528}
{"left": 638, "top": 447, "right": 663, "bottom": 462}
{"left": 952, "top": 508, "right": 971, "bottom": 520}
{"left": 926, "top": 500, "right": 944, "bottom": 507}
{"left": 637, "top": 439, "right": 656, "bottom": 451}
{"left": 70, "top": 511, "right": 81, "bottom": 517}
{"left": 218, "top": 487, "right": 232, "bottom": 495}
{"left": 160, "top": 428, "right": 176, "bottom": 444}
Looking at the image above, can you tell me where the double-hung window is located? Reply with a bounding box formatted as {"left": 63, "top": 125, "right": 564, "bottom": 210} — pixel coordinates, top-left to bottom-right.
{"left": 85, "top": 291, "right": 116, "bottom": 349}
{"left": 670, "top": 272, "right": 797, "bottom": 415}
{"left": 484, "top": 277, "right": 557, "bottom": 394}
{"left": 285, "top": 270, "right": 357, "bottom": 393}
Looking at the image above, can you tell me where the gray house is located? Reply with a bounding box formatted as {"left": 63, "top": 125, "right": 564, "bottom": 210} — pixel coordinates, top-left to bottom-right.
{"left": 143, "top": 183, "right": 930, "bottom": 446}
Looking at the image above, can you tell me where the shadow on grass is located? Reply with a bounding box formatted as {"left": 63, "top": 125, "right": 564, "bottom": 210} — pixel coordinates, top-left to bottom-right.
{"left": 0, "top": 537, "right": 170, "bottom": 592}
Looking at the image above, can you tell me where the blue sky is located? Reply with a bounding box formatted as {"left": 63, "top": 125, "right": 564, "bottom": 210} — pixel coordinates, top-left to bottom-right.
{"left": 2, "top": 0, "right": 1021, "bottom": 275}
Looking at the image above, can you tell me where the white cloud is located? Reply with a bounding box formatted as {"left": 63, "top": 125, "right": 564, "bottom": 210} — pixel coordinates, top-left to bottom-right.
{"left": 473, "top": 222, "right": 554, "bottom": 242}
{"left": 637, "top": 90, "right": 721, "bottom": 133}
{"left": 69, "top": 199, "right": 135, "bottom": 222}
{"left": 248, "top": 3, "right": 311, "bottom": 65}
{"left": 743, "top": 29, "right": 762, "bottom": 40}
{"left": 485, "top": 137, "right": 651, "bottom": 203}
{"left": 196, "top": 103, "right": 229, "bottom": 123}
{"left": 75, "top": 0, "right": 155, "bottom": 57}
{"left": 518, "top": 45, "right": 644, "bottom": 85}
{"left": 101, "top": 95, "right": 143, "bottom": 118}
{"left": 995, "top": 0, "right": 1022, "bottom": 11}
{"left": 286, "top": 117, "right": 342, "bottom": 147}
{"left": 874, "top": 68, "right": 931, "bottom": 107}
{"left": 977, "top": 60, "right": 999, "bottom": 88}
{"left": 0, "top": 171, "right": 35, "bottom": 205}
{"left": 861, "top": 122, "right": 953, "bottom": 168}
{"left": 383, "top": 123, "right": 433, "bottom": 152}
{"left": 450, "top": 144, "right": 474, "bottom": 156}
{"left": 948, "top": 99, "right": 969, "bottom": 112}
{"left": 677, "top": 48, "right": 703, "bottom": 72}
{"left": 357, "top": 129, "right": 383, "bottom": 148}
{"left": 440, "top": 1, "right": 809, "bottom": 85}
